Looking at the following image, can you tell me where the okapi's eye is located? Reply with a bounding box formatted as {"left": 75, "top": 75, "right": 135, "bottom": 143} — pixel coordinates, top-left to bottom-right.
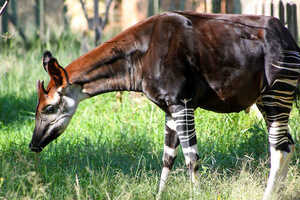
{"left": 43, "top": 105, "right": 57, "bottom": 114}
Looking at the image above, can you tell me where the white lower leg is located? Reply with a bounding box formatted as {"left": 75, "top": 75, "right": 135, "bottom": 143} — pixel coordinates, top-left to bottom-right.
{"left": 157, "top": 144, "right": 178, "bottom": 198}
{"left": 158, "top": 167, "right": 170, "bottom": 193}
{"left": 281, "top": 146, "right": 294, "bottom": 179}
{"left": 182, "top": 144, "right": 199, "bottom": 185}
{"left": 189, "top": 161, "right": 199, "bottom": 184}
{"left": 263, "top": 145, "right": 294, "bottom": 200}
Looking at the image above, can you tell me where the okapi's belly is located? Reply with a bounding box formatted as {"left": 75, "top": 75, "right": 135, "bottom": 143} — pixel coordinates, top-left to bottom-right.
{"left": 197, "top": 90, "right": 256, "bottom": 113}
{"left": 196, "top": 71, "right": 264, "bottom": 113}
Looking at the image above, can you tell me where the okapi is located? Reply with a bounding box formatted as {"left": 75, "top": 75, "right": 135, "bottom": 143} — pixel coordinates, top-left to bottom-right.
{"left": 29, "top": 11, "right": 300, "bottom": 199}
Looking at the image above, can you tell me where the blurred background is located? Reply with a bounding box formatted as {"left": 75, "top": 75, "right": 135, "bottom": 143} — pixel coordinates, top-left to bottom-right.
{"left": 0, "top": 0, "right": 299, "bottom": 52}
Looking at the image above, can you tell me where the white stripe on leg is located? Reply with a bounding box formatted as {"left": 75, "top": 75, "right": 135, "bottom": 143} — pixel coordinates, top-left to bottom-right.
{"left": 166, "top": 118, "right": 176, "bottom": 131}
{"left": 182, "top": 144, "right": 198, "bottom": 165}
{"left": 164, "top": 145, "right": 177, "bottom": 157}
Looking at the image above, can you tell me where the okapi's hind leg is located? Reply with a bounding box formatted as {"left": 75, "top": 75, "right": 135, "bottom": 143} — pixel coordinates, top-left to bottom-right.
{"left": 157, "top": 114, "right": 180, "bottom": 198}
{"left": 260, "top": 50, "right": 299, "bottom": 200}
{"left": 256, "top": 99, "right": 294, "bottom": 200}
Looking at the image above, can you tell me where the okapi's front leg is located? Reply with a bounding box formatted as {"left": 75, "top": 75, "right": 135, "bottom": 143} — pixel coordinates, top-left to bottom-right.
{"left": 170, "top": 100, "right": 200, "bottom": 183}
{"left": 158, "top": 114, "right": 180, "bottom": 197}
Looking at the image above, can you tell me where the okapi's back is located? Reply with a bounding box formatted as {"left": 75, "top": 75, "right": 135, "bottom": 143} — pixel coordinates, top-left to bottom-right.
{"left": 175, "top": 11, "right": 271, "bottom": 28}
{"left": 173, "top": 12, "right": 269, "bottom": 111}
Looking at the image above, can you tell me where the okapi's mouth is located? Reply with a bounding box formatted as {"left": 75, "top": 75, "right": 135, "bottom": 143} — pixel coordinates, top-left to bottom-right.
{"left": 29, "top": 143, "right": 43, "bottom": 153}
{"left": 29, "top": 127, "right": 61, "bottom": 153}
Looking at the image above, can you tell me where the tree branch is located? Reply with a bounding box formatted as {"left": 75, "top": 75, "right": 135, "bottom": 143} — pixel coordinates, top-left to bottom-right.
{"left": 0, "top": 0, "right": 9, "bottom": 16}
{"left": 101, "top": 0, "right": 113, "bottom": 29}
{"left": 79, "top": 0, "right": 89, "bottom": 23}
{"left": 7, "top": 12, "right": 29, "bottom": 47}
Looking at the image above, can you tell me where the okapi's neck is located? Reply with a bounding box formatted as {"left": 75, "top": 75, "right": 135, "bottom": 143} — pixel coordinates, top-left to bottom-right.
{"left": 65, "top": 19, "right": 154, "bottom": 97}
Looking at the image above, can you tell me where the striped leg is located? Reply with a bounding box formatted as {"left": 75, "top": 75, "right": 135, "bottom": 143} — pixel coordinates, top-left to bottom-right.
{"left": 158, "top": 114, "right": 180, "bottom": 197}
{"left": 262, "top": 50, "right": 299, "bottom": 200}
{"left": 171, "top": 100, "right": 199, "bottom": 184}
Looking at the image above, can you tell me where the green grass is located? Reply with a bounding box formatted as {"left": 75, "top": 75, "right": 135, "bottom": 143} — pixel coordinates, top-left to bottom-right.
{"left": 1, "top": 41, "right": 300, "bottom": 200}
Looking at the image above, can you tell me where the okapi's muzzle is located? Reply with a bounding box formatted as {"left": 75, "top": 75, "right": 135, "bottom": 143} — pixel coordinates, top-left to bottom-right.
{"left": 29, "top": 126, "right": 61, "bottom": 153}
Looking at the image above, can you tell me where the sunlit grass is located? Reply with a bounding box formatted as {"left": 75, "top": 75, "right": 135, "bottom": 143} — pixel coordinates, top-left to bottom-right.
{"left": 0, "top": 41, "right": 300, "bottom": 199}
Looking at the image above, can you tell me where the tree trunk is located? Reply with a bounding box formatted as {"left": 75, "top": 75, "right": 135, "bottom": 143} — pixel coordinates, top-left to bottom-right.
{"left": 10, "top": 0, "right": 16, "bottom": 26}
{"left": 39, "top": 0, "right": 44, "bottom": 40}
{"left": 35, "top": 0, "right": 44, "bottom": 40}
{"left": 35, "top": 0, "right": 40, "bottom": 30}
{"left": 1, "top": 1, "right": 8, "bottom": 34}
{"left": 94, "top": 0, "right": 101, "bottom": 46}
{"left": 63, "top": 1, "right": 69, "bottom": 31}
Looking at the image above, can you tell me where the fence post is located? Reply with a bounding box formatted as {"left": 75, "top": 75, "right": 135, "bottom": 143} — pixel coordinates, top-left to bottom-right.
{"left": 292, "top": 3, "right": 298, "bottom": 42}
{"left": 226, "top": 0, "right": 233, "bottom": 13}
{"left": 212, "top": 0, "right": 221, "bottom": 13}
{"left": 272, "top": 0, "right": 280, "bottom": 18}
{"left": 286, "top": 2, "right": 298, "bottom": 42}
{"left": 279, "top": 0, "right": 285, "bottom": 24}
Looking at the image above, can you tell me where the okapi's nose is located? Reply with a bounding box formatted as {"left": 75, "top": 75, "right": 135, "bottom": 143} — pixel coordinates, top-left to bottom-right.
{"left": 29, "top": 142, "right": 43, "bottom": 153}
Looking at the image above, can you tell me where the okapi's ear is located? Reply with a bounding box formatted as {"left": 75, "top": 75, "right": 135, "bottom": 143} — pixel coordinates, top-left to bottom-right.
{"left": 42, "top": 51, "right": 69, "bottom": 88}
{"left": 42, "top": 51, "right": 52, "bottom": 72}
{"left": 37, "top": 80, "right": 47, "bottom": 98}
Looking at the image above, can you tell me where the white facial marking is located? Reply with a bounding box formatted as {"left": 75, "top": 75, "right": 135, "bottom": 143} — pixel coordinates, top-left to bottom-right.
{"left": 63, "top": 95, "right": 76, "bottom": 110}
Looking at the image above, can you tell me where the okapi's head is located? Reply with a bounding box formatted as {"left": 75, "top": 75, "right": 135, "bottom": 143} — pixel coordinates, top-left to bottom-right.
{"left": 29, "top": 51, "right": 82, "bottom": 152}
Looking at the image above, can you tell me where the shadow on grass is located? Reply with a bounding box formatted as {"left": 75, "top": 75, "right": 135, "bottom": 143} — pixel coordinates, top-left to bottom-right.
{"left": 1, "top": 122, "right": 270, "bottom": 178}
{"left": 0, "top": 92, "right": 37, "bottom": 125}
{"left": 197, "top": 122, "right": 270, "bottom": 173}
{"left": 0, "top": 91, "right": 275, "bottom": 176}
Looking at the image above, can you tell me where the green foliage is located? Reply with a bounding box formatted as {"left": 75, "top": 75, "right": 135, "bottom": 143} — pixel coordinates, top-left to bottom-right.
{"left": 0, "top": 35, "right": 300, "bottom": 199}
